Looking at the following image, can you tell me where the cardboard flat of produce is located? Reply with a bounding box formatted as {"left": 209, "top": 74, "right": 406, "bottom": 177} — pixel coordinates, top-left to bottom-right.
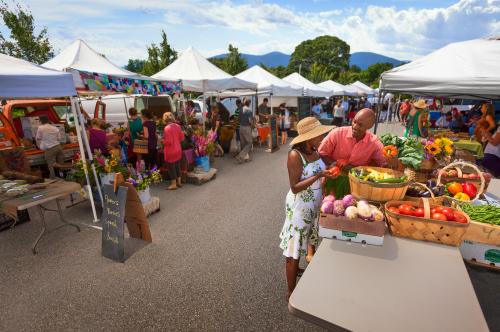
{"left": 319, "top": 214, "right": 386, "bottom": 237}
{"left": 460, "top": 240, "right": 500, "bottom": 269}
{"left": 463, "top": 220, "right": 500, "bottom": 246}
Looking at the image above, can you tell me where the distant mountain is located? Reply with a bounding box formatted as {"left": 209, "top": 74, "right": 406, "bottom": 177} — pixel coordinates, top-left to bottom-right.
{"left": 211, "top": 51, "right": 406, "bottom": 70}
{"left": 349, "top": 52, "right": 407, "bottom": 70}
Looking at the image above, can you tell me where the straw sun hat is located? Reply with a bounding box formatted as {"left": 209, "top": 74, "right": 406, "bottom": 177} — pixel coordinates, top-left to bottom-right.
{"left": 290, "top": 117, "right": 334, "bottom": 146}
{"left": 413, "top": 99, "right": 427, "bottom": 109}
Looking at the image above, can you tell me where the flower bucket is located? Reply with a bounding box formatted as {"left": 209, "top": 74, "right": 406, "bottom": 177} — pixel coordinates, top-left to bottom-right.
{"left": 100, "top": 173, "right": 115, "bottom": 185}
{"left": 138, "top": 187, "right": 151, "bottom": 204}
{"left": 195, "top": 156, "right": 210, "bottom": 172}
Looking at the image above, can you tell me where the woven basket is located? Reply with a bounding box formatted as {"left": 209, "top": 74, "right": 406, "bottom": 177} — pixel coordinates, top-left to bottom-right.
{"left": 438, "top": 165, "right": 491, "bottom": 192}
{"left": 133, "top": 139, "right": 148, "bottom": 154}
{"left": 349, "top": 166, "right": 410, "bottom": 202}
{"left": 437, "top": 161, "right": 485, "bottom": 203}
{"left": 385, "top": 199, "right": 470, "bottom": 246}
{"left": 404, "top": 182, "right": 445, "bottom": 205}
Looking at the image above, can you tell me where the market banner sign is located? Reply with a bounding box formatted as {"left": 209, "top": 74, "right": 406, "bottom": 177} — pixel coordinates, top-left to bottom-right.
{"left": 78, "top": 70, "right": 182, "bottom": 95}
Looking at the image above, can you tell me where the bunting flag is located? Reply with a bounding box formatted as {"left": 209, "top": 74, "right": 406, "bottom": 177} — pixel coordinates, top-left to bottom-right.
{"left": 78, "top": 71, "right": 182, "bottom": 95}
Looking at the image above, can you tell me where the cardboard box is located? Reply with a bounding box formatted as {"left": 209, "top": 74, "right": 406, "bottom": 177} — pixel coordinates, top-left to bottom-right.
{"left": 319, "top": 214, "right": 385, "bottom": 246}
{"left": 460, "top": 240, "right": 500, "bottom": 269}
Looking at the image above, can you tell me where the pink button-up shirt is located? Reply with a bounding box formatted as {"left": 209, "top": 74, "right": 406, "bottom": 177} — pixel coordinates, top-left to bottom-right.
{"left": 318, "top": 126, "right": 386, "bottom": 167}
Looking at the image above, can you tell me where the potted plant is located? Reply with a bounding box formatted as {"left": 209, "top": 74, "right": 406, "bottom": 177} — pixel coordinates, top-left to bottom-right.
{"left": 126, "top": 166, "right": 162, "bottom": 204}
{"left": 94, "top": 152, "right": 128, "bottom": 185}
{"left": 192, "top": 130, "right": 217, "bottom": 172}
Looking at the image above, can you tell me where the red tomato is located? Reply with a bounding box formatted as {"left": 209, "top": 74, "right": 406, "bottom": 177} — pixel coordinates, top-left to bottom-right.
{"left": 431, "top": 208, "right": 437, "bottom": 214}
{"left": 453, "top": 212, "right": 468, "bottom": 223}
{"left": 399, "top": 204, "right": 415, "bottom": 215}
{"left": 434, "top": 206, "right": 445, "bottom": 213}
{"left": 387, "top": 206, "right": 400, "bottom": 214}
{"left": 439, "top": 207, "right": 455, "bottom": 221}
{"left": 432, "top": 212, "right": 447, "bottom": 221}
{"left": 413, "top": 207, "right": 425, "bottom": 218}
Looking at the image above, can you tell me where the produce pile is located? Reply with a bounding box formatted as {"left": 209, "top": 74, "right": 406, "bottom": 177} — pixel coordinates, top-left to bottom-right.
{"left": 0, "top": 179, "right": 29, "bottom": 196}
{"left": 405, "top": 180, "right": 445, "bottom": 198}
{"left": 351, "top": 168, "right": 407, "bottom": 184}
{"left": 321, "top": 194, "right": 385, "bottom": 222}
{"left": 439, "top": 169, "right": 492, "bottom": 181}
{"left": 386, "top": 204, "right": 468, "bottom": 223}
{"left": 380, "top": 134, "right": 424, "bottom": 169}
{"left": 445, "top": 182, "right": 478, "bottom": 201}
{"left": 460, "top": 204, "right": 500, "bottom": 226}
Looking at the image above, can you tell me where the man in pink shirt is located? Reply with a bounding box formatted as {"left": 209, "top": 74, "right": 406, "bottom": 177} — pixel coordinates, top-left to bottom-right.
{"left": 318, "top": 108, "right": 387, "bottom": 169}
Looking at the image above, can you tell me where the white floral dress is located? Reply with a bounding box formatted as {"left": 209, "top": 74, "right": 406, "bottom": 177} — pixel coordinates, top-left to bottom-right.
{"left": 279, "top": 150, "right": 326, "bottom": 259}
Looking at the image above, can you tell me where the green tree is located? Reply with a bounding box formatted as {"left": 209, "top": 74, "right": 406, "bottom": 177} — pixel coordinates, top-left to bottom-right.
{"left": 307, "top": 63, "right": 334, "bottom": 83}
{"left": 209, "top": 44, "right": 248, "bottom": 75}
{"left": 260, "top": 64, "right": 290, "bottom": 78}
{"left": 349, "top": 65, "right": 362, "bottom": 73}
{"left": 288, "top": 35, "right": 350, "bottom": 79}
{"left": 125, "top": 59, "right": 146, "bottom": 73}
{"left": 359, "top": 62, "right": 394, "bottom": 87}
{"left": 142, "top": 30, "right": 177, "bottom": 76}
{"left": 0, "top": 1, "right": 53, "bottom": 64}
{"left": 337, "top": 70, "right": 360, "bottom": 85}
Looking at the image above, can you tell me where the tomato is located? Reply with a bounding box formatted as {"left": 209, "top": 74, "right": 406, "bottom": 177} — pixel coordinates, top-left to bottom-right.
{"left": 329, "top": 166, "right": 341, "bottom": 177}
{"left": 399, "top": 204, "right": 415, "bottom": 215}
{"left": 432, "top": 213, "right": 447, "bottom": 221}
{"left": 413, "top": 207, "right": 425, "bottom": 218}
{"left": 462, "top": 174, "right": 469, "bottom": 179}
{"left": 439, "top": 207, "right": 455, "bottom": 221}
{"left": 431, "top": 208, "right": 437, "bottom": 214}
{"left": 453, "top": 211, "right": 468, "bottom": 224}
{"left": 387, "top": 206, "right": 400, "bottom": 214}
{"left": 468, "top": 173, "right": 479, "bottom": 179}
{"left": 448, "top": 170, "right": 458, "bottom": 177}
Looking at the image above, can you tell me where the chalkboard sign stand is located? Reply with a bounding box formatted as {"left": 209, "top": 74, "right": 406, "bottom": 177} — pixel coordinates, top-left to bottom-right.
{"left": 101, "top": 183, "right": 127, "bottom": 263}
{"left": 266, "top": 115, "right": 280, "bottom": 153}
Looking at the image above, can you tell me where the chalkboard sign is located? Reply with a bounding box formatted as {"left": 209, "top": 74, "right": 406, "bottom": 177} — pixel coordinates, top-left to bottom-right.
{"left": 102, "top": 184, "right": 128, "bottom": 262}
{"left": 268, "top": 115, "right": 279, "bottom": 152}
{"left": 298, "top": 97, "right": 312, "bottom": 121}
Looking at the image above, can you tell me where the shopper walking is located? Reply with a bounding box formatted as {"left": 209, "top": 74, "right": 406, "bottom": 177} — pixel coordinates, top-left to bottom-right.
{"left": 236, "top": 98, "right": 254, "bottom": 163}
{"left": 279, "top": 103, "right": 291, "bottom": 145}
{"left": 333, "top": 99, "right": 345, "bottom": 127}
{"left": 163, "top": 112, "right": 185, "bottom": 190}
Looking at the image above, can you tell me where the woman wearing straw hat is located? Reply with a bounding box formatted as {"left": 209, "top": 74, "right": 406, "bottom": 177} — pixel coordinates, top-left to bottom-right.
{"left": 404, "top": 99, "right": 428, "bottom": 138}
{"left": 279, "top": 117, "right": 336, "bottom": 301}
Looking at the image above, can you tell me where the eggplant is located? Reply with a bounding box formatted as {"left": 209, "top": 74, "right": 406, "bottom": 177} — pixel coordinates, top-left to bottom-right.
{"left": 421, "top": 191, "right": 431, "bottom": 198}
{"left": 426, "top": 180, "right": 437, "bottom": 189}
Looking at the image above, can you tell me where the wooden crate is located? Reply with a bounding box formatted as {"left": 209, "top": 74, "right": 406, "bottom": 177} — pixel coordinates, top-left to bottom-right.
{"left": 384, "top": 199, "right": 470, "bottom": 247}
{"left": 349, "top": 167, "right": 409, "bottom": 203}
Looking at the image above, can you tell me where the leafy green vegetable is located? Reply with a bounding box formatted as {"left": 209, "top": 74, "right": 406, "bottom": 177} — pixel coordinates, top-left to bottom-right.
{"left": 325, "top": 175, "right": 350, "bottom": 199}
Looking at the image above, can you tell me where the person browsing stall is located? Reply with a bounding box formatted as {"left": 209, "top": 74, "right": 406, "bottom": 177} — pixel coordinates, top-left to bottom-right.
{"left": 404, "top": 99, "right": 428, "bottom": 138}
{"left": 318, "top": 108, "right": 387, "bottom": 169}
{"left": 236, "top": 98, "right": 254, "bottom": 163}
{"left": 140, "top": 109, "right": 158, "bottom": 169}
{"left": 163, "top": 112, "right": 185, "bottom": 190}
{"left": 35, "top": 115, "right": 64, "bottom": 179}
{"left": 88, "top": 118, "right": 108, "bottom": 155}
{"left": 258, "top": 98, "right": 270, "bottom": 123}
{"left": 279, "top": 117, "right": 336, "bottom": 301}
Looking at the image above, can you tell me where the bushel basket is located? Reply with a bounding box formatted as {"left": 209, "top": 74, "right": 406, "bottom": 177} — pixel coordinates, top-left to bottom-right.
{"left": 349, "top": 166, "right": 409, "bottom": 202}
{"left": 385, "top": 198, "right": 470, "bottom": 247}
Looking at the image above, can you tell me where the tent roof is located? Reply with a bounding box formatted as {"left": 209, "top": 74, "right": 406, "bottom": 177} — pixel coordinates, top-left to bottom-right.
{"left": 348, "top": 81, "right": 374, "bottom": 95}
{"left": 43, "top": 39, "right": 141, "bottom": 78}
{"left": 0, "top": 53, "right": 76, "bottom": 98}
{"left": 380, "top": 37, "right": 500, "bottom": 99}
{"left": 152, "top": 47, "right": 256, "bottom": 93}
{"left": 318, "top": 80, "right": 357, "bottom": 96}
{"left": 283, "top": 73, "right": 332, "bottom": 97}
{"left": 235, "top": 65, "right": 303, "bottom": 96}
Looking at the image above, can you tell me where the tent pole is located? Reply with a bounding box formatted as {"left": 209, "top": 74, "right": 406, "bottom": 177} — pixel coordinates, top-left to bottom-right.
{"left": 76, "top": 97, "right": 104, "bottom": 206}
{"left": 70, "top": 97, "right": 100, "bottom": 223}
{"left": 202, "top": 90, "right": 206, "bottom": 133}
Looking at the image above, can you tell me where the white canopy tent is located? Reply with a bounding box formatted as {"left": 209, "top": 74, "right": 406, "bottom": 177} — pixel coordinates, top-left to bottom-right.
{"left": 318, "top": 80, "right": 357, "bottom": 96}
{"left": 235, "top": 65, "right": 303, "bottom": 114}
{"left": 283, "top": 73, "right": 332, "bottom": 97}
{"left": 348, "top": 81, "right": 375, "bottom": 96}
{"left": 152, "top": 46, "right": 256, "bottom": 93}
{"left": 0, "top": 53, "right": 76, "bottom": 98}
{"left": 379, "top": 37, "right": 500, "bottom": 99}
{"left": 43, "top": 39, "right": 152, "bottom": 88}
{"left": 0, "top": 54, "right": 99, "bottom": 223}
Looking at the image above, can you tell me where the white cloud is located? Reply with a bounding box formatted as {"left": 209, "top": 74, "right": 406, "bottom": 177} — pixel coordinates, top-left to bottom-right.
{"left": 21, "top": 0, "right": 500, "bottom": 65}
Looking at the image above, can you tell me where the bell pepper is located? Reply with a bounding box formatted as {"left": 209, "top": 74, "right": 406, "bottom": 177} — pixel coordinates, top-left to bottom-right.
{"left": 447, "top": 182, "right": 463, "bottom": 195}
{"left": 461, "top": 182, "right": 477, "bottom": 198}
{"left": 454, "top": 192, "right": 470, "bottom": 201}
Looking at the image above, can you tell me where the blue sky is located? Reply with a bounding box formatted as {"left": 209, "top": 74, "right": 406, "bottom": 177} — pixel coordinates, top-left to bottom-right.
{"left": 3, "top": 0, "right": 499, "bottom": 66}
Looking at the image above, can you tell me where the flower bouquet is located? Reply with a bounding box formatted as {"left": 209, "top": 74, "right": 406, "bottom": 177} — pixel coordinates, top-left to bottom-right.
{"left": 126, "top": 166, "right": 162, "bottom": 203}
{"left": 423, "top": 137, "right": 454, "bottom": 167}
{"left": 192, "top": 130, "right": 217, "bottom": 157}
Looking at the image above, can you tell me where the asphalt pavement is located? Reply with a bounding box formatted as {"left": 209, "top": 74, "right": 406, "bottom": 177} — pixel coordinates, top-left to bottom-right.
{"left": 0, "top": 123, "right": 498, "bottom": 331}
